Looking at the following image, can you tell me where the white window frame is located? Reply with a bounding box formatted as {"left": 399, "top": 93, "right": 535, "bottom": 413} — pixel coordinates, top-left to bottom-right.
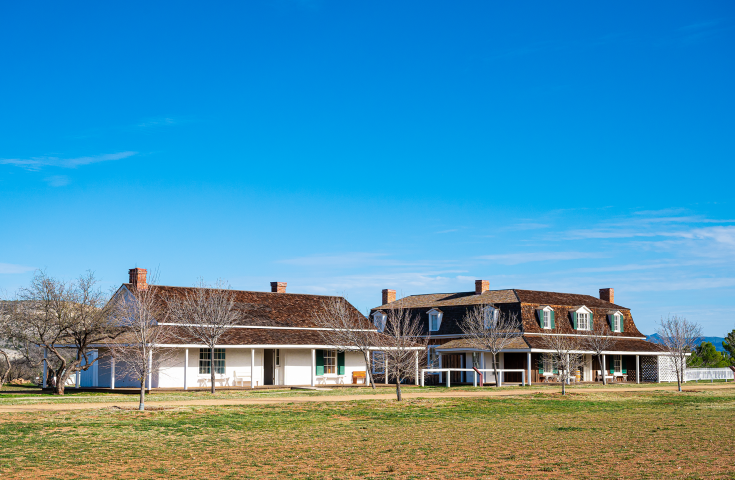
{"left": 537, "top": 306, "right": 553, "bottom": 329}
{"left": 427, "top": 309, "right": 443, "bottom": 332}
{"left": 199, "top": 348, "right": 225, "bottom": 375}
{"left": 543, "top": 354, "right": 555, "bottom": 375}
{"left": 612, "top": 312, "right": 622, "bottom": 332}
{"left": 577, "top": 312, "right": 590, "bottom": 331}
{"left": 323, "top": 349, "right": 337, "bottom": 375}
{"left": 613, "top": 354, "right": 622, "bottom": 374}
{"left": 275, "top": 348, "right": 280, "bottom": 367}
{"left": 372, "top": 312, "right": 387, "bottom": 333}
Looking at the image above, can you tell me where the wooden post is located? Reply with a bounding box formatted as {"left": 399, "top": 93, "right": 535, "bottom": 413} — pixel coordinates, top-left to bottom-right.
{"left": 147, "top": 349, "right": 152, "bottom": 391}
{"left": 527, "top": 352, "right": 532, "bottom": 386}
{"left": 480, "top": 352, "right": 485, "bottom": 387}
{"left": 414, "top": 351, "right": 419, "bottom": 386}
{"left": 110, "top": 356, "right": 116, "bottom": 390}
{"left": 184, "top": 348, "right": 188, "bottom": 390}
{"left": 602, "top": 355, "right": 606, "bottom": 383}
{"left": 42, "top": 348, "right": 48, "bottom": 388}
{"left": 251, "top": 348, "right": 256, "bottom": 389}
{"left": 636, "top": 355, "right": 640, "bottom": 384}
{"left": 310, "top": 349, "right": 316, "bottom": 387}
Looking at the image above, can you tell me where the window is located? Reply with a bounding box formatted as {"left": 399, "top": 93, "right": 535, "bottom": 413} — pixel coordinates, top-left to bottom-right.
{"left": 275, "top": 349, "right": 280, "bottom": 367}
{"left": 543, "top": 354, "right": 555, "bottom": 374}
{"left": 613, "top": 314, "right": 622, "bottom": 332}
{"left": 323, "top": 349, "right": 337, "bottom": 374}
{"left": 484, "top": 307, "right": 499, "bottom": 328}
{"left": 613, "top": 355, "right": 622, "bottom": 373}
{"left": 577, "top": 312, "right": 590, "bottom": 330}
{"left": 373, "top": 312, "right": 387, "bottom": 332}
{"left": 199, "top": 348, "right": 225, "bottom": 375}
{"left": 372, "top": 351, "right": 385, "bottom": 374}
{"left": 542, "top": 310, "right": 551, "bottom": 329}
{"left": 428, "top": 346, "right": 439, "bottom": 368}
{"left": 430, "top": 313, "right": 439, "bottom": 331}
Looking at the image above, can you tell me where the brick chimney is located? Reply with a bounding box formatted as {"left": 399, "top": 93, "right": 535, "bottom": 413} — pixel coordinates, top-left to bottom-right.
{"left": 475, "top": 279, "right": 489, "bottom": 295}
{"left": 382, "top": 289, "right": 396, "bottom": 305}
{"left": 599, "top": 288, "right": 614, "bottom": 303}
{"left": 270, "top": 282, "right": 287, "bottom": 293}
{"left": 129, "top": 268, "right": 147, "bottom": 291}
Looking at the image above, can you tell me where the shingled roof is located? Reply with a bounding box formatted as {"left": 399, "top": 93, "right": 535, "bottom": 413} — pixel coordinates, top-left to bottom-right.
{"left": 123, "top": 283, "right": 374, "bottom": 330}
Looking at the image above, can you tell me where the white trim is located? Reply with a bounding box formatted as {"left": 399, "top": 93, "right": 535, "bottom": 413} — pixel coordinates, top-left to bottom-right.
{"left": 153, "top": 344, "right": 424, "bottom": 351}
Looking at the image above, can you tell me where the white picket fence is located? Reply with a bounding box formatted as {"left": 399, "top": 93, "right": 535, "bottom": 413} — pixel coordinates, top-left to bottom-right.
{"left": 685, "top": 368, "right": 734, "bottom": 382}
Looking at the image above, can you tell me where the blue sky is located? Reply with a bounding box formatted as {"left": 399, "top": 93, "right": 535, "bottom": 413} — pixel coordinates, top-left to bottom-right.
{"left": 1, "top": 1, "right": 734, "bottom": 336}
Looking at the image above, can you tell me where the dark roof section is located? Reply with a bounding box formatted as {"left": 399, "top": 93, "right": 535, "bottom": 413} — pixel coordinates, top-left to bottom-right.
{"left": 372, "top": 289, "right": 519, "bottom": 310}
{"left": 123, "top": 284, "right": 374, "bottom": 330}
{"left": 437, "top": 337, "right": 530, "bottom": 350}
{"left": 514, "top": 290, "right": 627, "bottom": 310}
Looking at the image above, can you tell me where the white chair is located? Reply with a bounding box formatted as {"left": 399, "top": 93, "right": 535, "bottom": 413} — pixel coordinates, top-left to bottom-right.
{"left": 232, "top": 371, "right": 251, "bottom": 387}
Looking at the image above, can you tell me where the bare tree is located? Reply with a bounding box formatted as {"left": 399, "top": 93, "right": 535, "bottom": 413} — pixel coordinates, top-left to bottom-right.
{"left": 537, "top": 331, "right": 585, "bottom": 395}
{"left": 0, "top": 302, "right": 13, "bottom": 389}
{"left": 380, "top": 307, "right": 428, "bottom": 401}
{"left": 107, "top": 272, "right": 173, "bottom": 410}
{"left": 657, "top": 315, "right": 701, "bottom": 392}
{"left": 582, "top": 318, "right": 616, "bottom": 385}
{"left": 312, "top": 296, "right": 380, "bottom": 389}
{"left": 7, "top": 270, "right": 118, "bottom": 395}
{"left": 166, "top": 280, "right": 241, "bottom": 394}
{"left": 460, "top": 304, "right": 522, "bottom": 387}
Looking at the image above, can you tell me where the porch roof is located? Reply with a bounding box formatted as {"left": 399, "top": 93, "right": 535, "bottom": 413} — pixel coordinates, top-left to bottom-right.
{"left": 435, "top": 335, "right": 667, "bottom": 355}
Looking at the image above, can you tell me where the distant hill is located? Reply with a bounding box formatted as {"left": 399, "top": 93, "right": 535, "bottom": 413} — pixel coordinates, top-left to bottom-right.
{"left": 646, "top": 333, "right": 726, "bottom": 352}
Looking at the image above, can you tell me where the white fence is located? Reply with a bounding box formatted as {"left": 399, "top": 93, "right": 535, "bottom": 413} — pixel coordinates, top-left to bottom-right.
{"left": 685, "top": 368, "right": 734, "bottom": 382}
{"left": 420, "top": 368, "right": 526, "bottom": 387}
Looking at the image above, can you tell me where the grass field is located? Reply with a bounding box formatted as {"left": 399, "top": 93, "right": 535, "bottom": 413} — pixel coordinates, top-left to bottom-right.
{"left": 1, "top": 387, "right": 734, "bottom": 479}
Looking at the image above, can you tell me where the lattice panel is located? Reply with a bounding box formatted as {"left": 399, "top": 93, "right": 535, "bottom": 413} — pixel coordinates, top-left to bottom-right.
{"left": 640, "top": 356, "right": 658, "bottom": 382}
{"left": 657, "top": 355, "right": 681, "bottom": 382}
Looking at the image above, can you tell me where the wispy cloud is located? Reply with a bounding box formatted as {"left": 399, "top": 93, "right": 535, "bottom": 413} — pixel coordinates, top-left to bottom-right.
{"left": 278, "top": 252, "right": 458, "bottom": 269}
{"left": 502, "top": 223, "right": 550, "bottom": 231}
{"left": 477, "top": 251, "right": 603, "bottom": 265}
{"left": 44, "top": 175, "right": 70, "bottom": 187}
{"left": 434, "top": 229, "right": 458, "bottom": 234}
{"left": 0, "top": 263, "right": 35, "bottom": 274}
{"left": 137, "top": 117, "right": 178, "bottom": 128}
{"left": 0, "top": 151, "right": 137, "bottom": 171}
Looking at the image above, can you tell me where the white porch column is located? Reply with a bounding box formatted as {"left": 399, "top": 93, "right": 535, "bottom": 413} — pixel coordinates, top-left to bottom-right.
{"left": 566, "top": 354, "right": 570, "bottom": 385}
{"left": 414, "top": 351, "right": 419, "bottom": 386}
{"left": 365, "top": 351, "right": 371, "bottom": 386}
{"left": 602, "top": 355, "right": 606, "bottom": 383}
{"left": 636, "top": 355, "right": 640, "bottom": 384}
{"left": 110, "top": 356, "right": 116, "bottom": 390}
{"left": 527, "top": 352, "right": 532, "bottom": 386}
{"left": 310, "top": 348, "right": 316, "bottom": 387}
{"left": 147, "top": 349, "right": 152, "bottom": 390}
{"left": 480, "top": 352, "right": 485, "bottom": 387}
{"left": 251, "top": 348, "right": 256, "bottom": 389}
{"left": 42, "top": 348, "right": 48, "bottom": 388}
{"left": 438, "top": 354, "right": 443, "bottom": 384}
{"left": 184, "top": 348, "right": 188, "bottom": 390}
{"left": 384, "top": 357, "right": 389, "bottom": 385}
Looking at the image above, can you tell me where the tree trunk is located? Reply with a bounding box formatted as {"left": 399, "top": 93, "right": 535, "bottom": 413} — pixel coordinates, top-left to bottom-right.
{"left": 0, "top": 351, "right": 11, "bottom": 390}
{"left": 395, "top": 381, "right": 402, "bottom": 401}
{"left": 363, "top": 351, "right": 376, "bottom": 390}
{"left": 561, "top": 371, "right": 567, "bottom": 395}
{"left": 139, "top": 377, "right": 146, "bottom": 411}
{"left": 210, "top": 345, "right": 216, "bottom": 394}
{"left": 54, "top": 368, "right": 67, "bottom": 395}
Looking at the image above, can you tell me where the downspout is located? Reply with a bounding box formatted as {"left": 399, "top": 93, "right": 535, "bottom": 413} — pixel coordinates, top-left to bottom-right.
{"left": 473, "top": 366, "right": 483, "bottom": 387}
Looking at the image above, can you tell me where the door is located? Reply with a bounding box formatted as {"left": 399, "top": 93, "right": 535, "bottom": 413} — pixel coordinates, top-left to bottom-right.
{"left": 503, "top": 352, "right": 525, "bottom": 383}
{"left": 264, "top": 349, "right": 274, "bottom": 385}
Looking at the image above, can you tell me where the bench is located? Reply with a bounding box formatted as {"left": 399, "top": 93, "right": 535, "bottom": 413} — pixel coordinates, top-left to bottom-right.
{"left": 232, "top": 371, "right": 252, "bottom": 387}
{"left": 352, "top": 371, "right": 367, "bottom": 385}
{"left": 316, "top": 374, "right": 345, "bottom": 385}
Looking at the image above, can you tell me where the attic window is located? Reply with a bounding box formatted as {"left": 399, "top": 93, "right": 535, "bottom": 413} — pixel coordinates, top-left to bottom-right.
{"left": 536, "top": 306, "right": 555, "bottom": 329}
{"left": 427, "top": 309, "right": 443, "bottom": 332}
{"left": 577, "top": 312, "right": 590, "bottom": 331}
{"left": 484, "top": 307, "right": 499, "bottom": 328}
{"left": 611, "top": 312, "right": 623, "bottom": 333}
{"left": 372, "top": 312, "right": 387, "bottom": 333}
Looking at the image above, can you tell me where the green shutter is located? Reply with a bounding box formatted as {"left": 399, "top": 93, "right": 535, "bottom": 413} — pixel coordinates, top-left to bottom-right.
{"left": 610, "top": 356, "right": 616, "bottom": 374}
{"left": 608, "top": 314, "right": 613, "bottom": 330}
{"left": 550, "top": 310, "right": 555, "bottom": 329}
{"left": 553, "top": 360, "right": 559, "bottom": 374}
{"left": 338, "top": 351, "right": 345, "bottom": 375}
{"left": 622, "top": 356, "right": 627, "bottom": 374}
{"left": 620, "top": 314, "right": 624, "bottom": 333}
{"left": 537, "top": 309, "right": 543, "bottom": 327}
{"left": 572, "top": 312, "right": 578, "bottom": 330}
{"left": 538, "top": 355, "right": 544, "bottom": 374}
{"left": 589, "top": 312, "right": 593, "bottom": 330}
{"left": 316, "top": 350, "right": 324, "bottom": 376}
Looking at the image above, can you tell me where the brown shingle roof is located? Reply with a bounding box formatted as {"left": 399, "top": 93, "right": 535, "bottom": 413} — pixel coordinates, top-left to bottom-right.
{"left": 124, "top": 284, "right": 374, "bottom": 330}
{"left": 523, "top": 336, "right": 665, "bottom": 353}
{"left": 373, "top": 289, "right": 520, "bottom": 310}
{"left": 437, "top": 337, "right": 530, "bottom": 350}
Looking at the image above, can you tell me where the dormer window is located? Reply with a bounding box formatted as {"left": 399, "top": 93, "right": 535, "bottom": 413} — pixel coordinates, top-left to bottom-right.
{"left": 484, "top": 306, "right": 499, "bottom": 328}
{"left": 427, "top": 309, "right": 443, "bottom": 332}
{"left": 372, "top": 312, "right": 387, "bottom": 333}
{"left": 572, "top": 306, "right": 593, "bottom": 331}
{"left": 536, "top": 306, "right": 555, "bottom": 329}
{"left": 609, "top": 311, "right": 624, "bottom": 333}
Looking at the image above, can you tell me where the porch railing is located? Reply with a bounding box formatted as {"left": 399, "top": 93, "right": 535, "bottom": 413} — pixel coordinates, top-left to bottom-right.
{"left": 420, "top": 368, "right": 526, "bottom": 387}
